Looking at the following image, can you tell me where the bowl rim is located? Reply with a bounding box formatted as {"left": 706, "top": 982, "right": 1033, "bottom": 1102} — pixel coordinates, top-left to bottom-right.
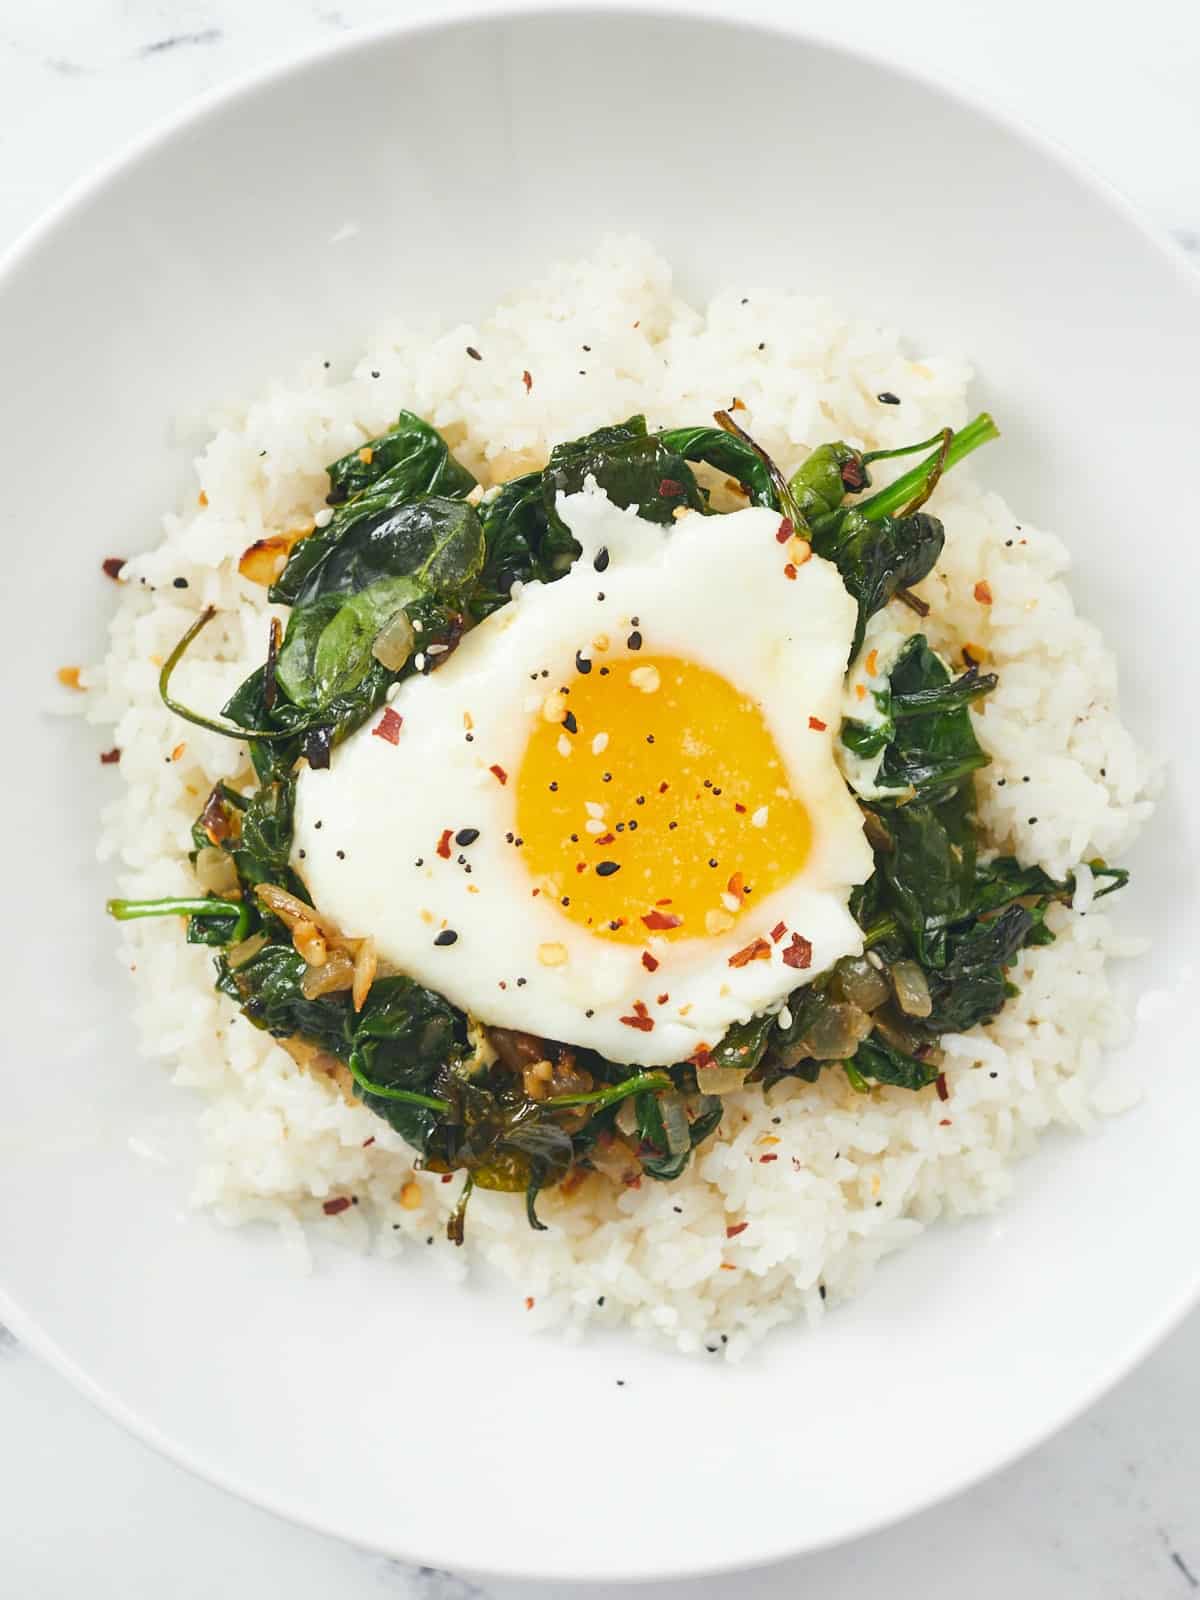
{"left": 2, "top": 1, "right": 1197, "bottom": 1582}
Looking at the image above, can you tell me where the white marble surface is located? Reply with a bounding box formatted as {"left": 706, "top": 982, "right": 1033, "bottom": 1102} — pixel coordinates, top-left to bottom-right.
{"left": 2, "top": 2, "right": 1198, "bottom": 1595}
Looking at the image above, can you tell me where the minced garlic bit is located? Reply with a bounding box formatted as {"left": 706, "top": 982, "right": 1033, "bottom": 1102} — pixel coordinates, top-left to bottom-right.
{"left": 57, "top": 665, "right": 84, "bottom": 690}
{"left": 399, "top": 1181, "right": 423, "bottom": 1211}
{"left": 629, "top": 664, "right": 661, "bottom": 694}
{"left": 538, "top": 941, "right": 568, "bottom": 967}
{"left": 705, "top": 908, "right": 736, "bottom": 936}
{"left": 358, "top": 446, "right": 374, "bottom": 465}
{"left": 592, "top": 633, "right": 610, "bottom": 652}
{"left": 541, "top": 693, "right": 567, "bottom": 724}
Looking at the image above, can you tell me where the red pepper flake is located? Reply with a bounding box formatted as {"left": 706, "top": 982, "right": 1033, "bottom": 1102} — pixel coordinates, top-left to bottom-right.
{"left": 759, "top": 1153, "right": 778, "bottom": 1164}
{"left": 658, "top": 477, "right": 684, "bottom": 497}
{"left": 656, "top": 992, "right": 669, "bottom": 1005}
{"left": 99, "top": 747, "right": 121, "bottom": 765}
{"left": 726, "top": 1222, "right": 749, "bottom": 1238}
{"left": 770, "top": 921, "right": 787, "bottom": 943}
{"left": 808, "top": 716, "right": 827, "bottom": 732}
{"left": 784, "top": 562, "right": 798, "bottom": 581}
{"left": 101, "top": 557, "right": 126, "bottom": 581}
{"left": 436, "top": 828, "right": 453, "bottom": 860}
{"left": 690, "top": 1043, "right": 714, "bottom": 1069}
{"left": 655, "top": 897, "right": 672, "bottom": 906}
{"left": 522, "top": 369, "right": 533, "bottom": 392}
{"left": 659, "top": 781, "right": 669, "bottom": 793}
{"left": 729, "top": 936, "right": 771, "bottom": 968}
{"left": 199, "top": 784, "right": 233, "bottom": 845}
{"left": 595, "top": 832, "right": 616, "bottom": 846}
{"left": 362, "top": 1136, "right": 375, "bottom": 1148}
{"left": 781, "top": 933, "right": 813, "bottom": 970}
{"left": 441, "top": 1173, "right": 453, "bottom": 1183}
{"left": 727, "top": 871, "right": 746, "bottom": 901}
{"left": 935, "top": 1072, "right": 949, "bottom": 1102}
{"left": 620, "top": 1000, "right": 655, "bottom": 1032}
{"left": 939, "top": 1118, "right": 952, "bottom": 1127}
{"left": 524, "top": 1296, "right": 535, "bottom": 1310}
{"left": 576, "top": 861, "right": 587, "bottom": 873}
{"left": 974, "top": 580, "right": 993, "bottom": 605}
{"left": 641, "top": 950, "right": 660, "bottom": 972}
{"left": 775, "top": 517, "right": 794, "bottom": 545}
{"left": 322, "top": 1197, "right": 352, "bottom": 1216}
{"left": 734, "top": 802, "right": 746, "bottom": 813}
{"left": 642, "top": 909, "right": 682, "bottom": 930}
{"left": 489, "top": 764, "right": 508, "bottom": 784}
{"left": 372, "top": 707, "right": 403, "bottom": 744}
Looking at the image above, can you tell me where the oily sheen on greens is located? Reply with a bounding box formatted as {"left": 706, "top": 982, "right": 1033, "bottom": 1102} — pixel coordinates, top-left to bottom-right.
{"left": 107, "top": 404, "right": 1125, "bottom": 1240}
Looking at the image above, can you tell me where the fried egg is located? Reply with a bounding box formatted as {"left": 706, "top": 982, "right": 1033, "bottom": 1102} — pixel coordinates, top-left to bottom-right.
{"left": 291, "top": 482, "right": 874, "bottom": 1067}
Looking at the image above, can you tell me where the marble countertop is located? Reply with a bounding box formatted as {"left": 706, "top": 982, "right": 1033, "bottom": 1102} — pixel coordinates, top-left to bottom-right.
{"left": 2, "top": 3, "right": 1198, "bottom": 1595}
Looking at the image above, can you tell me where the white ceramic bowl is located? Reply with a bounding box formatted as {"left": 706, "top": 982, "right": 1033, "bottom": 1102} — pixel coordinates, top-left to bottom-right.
{"left": 1, "top": 6, "right": 1197, "bottom": 1583}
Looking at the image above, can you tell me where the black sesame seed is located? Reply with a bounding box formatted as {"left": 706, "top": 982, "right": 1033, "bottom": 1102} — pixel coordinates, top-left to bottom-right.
{"left": 314, "top": 820, "right": 323, "bottom": 830}
{"left": 635, "top": 795, "right": 645, "bottom": 805}
{"left": 602, "top": 772, "right": 612, "bottom": 782}
{"left": 593, "top": 547, "right": 610, "bottom": 572}
{"left": 570, "top": 833, "right": 579, "bottom": 843}
{"left": 336, "top": 849, "right": 346, "bottom": 860}
{"left": 415, "top": 858, "right": 424, "bottom": 867}
{"left": 323, "top": 360, "right": 331, "bottom": 369}
{"left": 516, "top": 977, "right": 527, "bottom": 986}
{"left": 1023, "top": 775, "right": 1031, "bottom": 783}
{"left": 708, "top": 858, "right": 718, "bottom": 868}
{"left": 819, "top": 1285, "right": 827, "bottom": 1301}
{"left": 172, "top": 576, "right": 188, "bottom": 588}
{"left": 646, "top": 734, "right": 655, "bottom": 744}
{"left": 757, "top": 341, "right": 765, "bottom": 351}
{"left": 712, "top": 787, "right": 722, "bottom": 796}
{"left": 582, "top": 344, "right": 591, "bottom": 352}
{"left": 586, "top": 1009, "right": 595, "bottom": 1018}
{"left": 627, "top": 630, "right": 643, "bottom": 650}
{"left": 668, "top": 821, "right": 678, "bottom": 830}
{"left": 575, "top": 651, "right": 592, "bottom": 675}
{"left": 876, "top": 391, "right": 901, "bottom": 405}
{"left": 562, "top": 710, "right": 578, "bottom": 734}
{"left": 1028, "top": 817, "right": 1038, "bottom": 825}
{"left": 466, "top": 346, "right": 482, "bottom": 361}
{"left": 596, "top": 860, "right": 620, "bottom": 877}
{"left": 465, "top": 732, "right": 474, "bottom": 742}
{"left": 434, "top": 930, "right": 458, "bottom": 947}
{"left": 673, "top": 1205, "right": 683, "bottom": 1213}
{"left": 455, "top": 828, "right": 480, "bottom": 846}
{"left": 549, "top": 781, "right": 558, "bottom": 793}
{"left": 597, "top": 592, "right": 606, "bottom": 602}
{"left": 371, "top": 369, "right": 380, "bottom": 379}
{"left": 615, "top": 822, "right": 625, "bottom": 832}
{"left": 616, "top": 1380, "right": 625, "bottom": 1387}
{"left": 561, "top": 897, "right": 570, "bottom": 906}
{"left": 456, "top": 854, "right": 466, "bottom": 866}
{"left": 298, "top": 849, "right": 306, "bottom": 859}
{"left": 628, "top": 820, "right": 638, "bottom": 831}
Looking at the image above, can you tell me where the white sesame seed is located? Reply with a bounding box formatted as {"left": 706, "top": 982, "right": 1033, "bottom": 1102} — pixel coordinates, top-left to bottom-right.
{"left": 412, "top": 618, "right": 423, "bottom": 632}
{"left": 509, "top": 579, "right": 525, "bottom": 600}
{"left": 751, "top": 806, "right": 769, "bottom": 828}
{"left": 542, "top": 694, "right": 567, "bottom": 725}
{"left": 313, "top": 507, "right": 335, "bottom": 528}
{"left": 413, "top": 652, "right": 426, "bottom": 672}
{"left": 556, "top": 734, "right": 572, "bottom": 758}
{"left": 721, "top": 891, "right": 741, "bottom": 914}
{"left": 426, "top": 642, "right": 448, "bottom": 656}
{"left": 778, "top": 1006, "right": 793, "bottom": 1030}
{"left": 585, "top": 819, "right": 605, "bottom": 835}
{"left": 591, "top": 732, "right": 609, "bottom": 755}
{"left": 584, "top": 801, "right": 604, "bottom": 818}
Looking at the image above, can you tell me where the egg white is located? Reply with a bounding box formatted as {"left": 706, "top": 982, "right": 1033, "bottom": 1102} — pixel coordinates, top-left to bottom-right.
{"left": 292, "top": 483, "right": 874, "bottom": 1066}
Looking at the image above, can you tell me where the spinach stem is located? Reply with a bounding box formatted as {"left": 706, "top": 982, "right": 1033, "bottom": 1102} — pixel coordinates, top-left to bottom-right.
{"left": 107, "top": 895, "right": 251, "bottom": 942}
{"left": 860, "top": 428, "right": 946, "bottom": 466}
{"left": 712, "top": 409, "right": 798, "bottom": 525}
{"left": 543, "top": 1070, "right": 673, "bottom": 1111}
{"left": 159, "top": 606, "right": 294, "bottom": 743}
{"left": 346, "top": 1050, "right": 452, "bottom": 1114}
{"left": 853, "top": 413, "right": 999, "bottom": 522}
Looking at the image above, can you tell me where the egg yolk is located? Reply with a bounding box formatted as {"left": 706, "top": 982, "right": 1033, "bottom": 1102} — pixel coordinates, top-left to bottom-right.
{"left": 516, "top": 653, "right": 812, "bottom": 944}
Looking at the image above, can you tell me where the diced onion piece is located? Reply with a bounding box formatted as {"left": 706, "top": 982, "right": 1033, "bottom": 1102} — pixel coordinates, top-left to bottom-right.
{"left": 300, "top": 948, "right": 355, "bottom": 999}
{"left": 800, "top": 1001, "right": 874, "bottom": 1060}
{"left": 696, "top": 1063, "right": 749, "bottom": 1096}
{"left": 833, "top": 955, "right": 891, "bottom": 1013}
{"left": 372, "top": 610, "right": 415, "bottom": 672}
{"left": 256, "top": 882, "right": 340, "bottom": 940}
{"left": 352, "top": 935, "right": 377, "bottom": 1013}
{"left": 293, "top": 920, "right": 328, "bottom": 967}
{"left": 225, "top": 932, "right": 268, "bottom": 970}
{"left": 891, "top": 960, "right": 933, "bottom": 1018}
{"left": 614, "top": 1098, "right": 639, "bottom": 1139}
{"left": 660, "top": 1092, "right": 691, "bottom": 1157}
{"left": 194, "top": 845, "right": 240, "bottom": 897}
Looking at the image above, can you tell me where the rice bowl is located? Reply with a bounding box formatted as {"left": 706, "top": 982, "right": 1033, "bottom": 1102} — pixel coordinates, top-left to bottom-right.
{"left": 81, "top": 236, "right": 1153, "bottom": 1358}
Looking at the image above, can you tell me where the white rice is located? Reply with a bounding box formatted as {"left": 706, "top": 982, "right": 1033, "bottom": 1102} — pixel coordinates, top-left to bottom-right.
{"left": 78, "top": 236, "right": 1154, "bottom": 1360}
